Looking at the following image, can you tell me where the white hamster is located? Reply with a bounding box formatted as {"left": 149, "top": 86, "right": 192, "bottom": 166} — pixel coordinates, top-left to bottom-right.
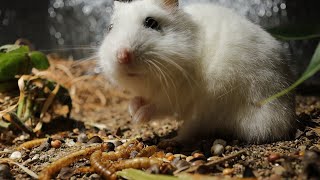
{"left": 99, "top": 0, "right": 296, "bottom": 143}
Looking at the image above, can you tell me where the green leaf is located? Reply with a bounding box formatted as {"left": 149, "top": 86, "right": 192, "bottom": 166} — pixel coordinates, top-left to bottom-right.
{"left": 260, "top": 42, "right": 320, "bottom": 105}
{"left": 267, "top": 24, "right": 320, "bottom": 40}
{"left": 0, "top": 53, "right": 32, "bottom": 82}
{"left": 0, "top": 45, "right": 29, "bottom": 54}
{"left": 28, "top": 51, "right": 50, "bottom": 70}
{"left": 117, "top": 169, "right": 178, "bottom": 180}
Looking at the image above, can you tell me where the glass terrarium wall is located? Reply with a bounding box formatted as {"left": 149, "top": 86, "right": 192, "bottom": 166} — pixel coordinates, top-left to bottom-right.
{"left": 0, "top": 0, "right": 319, "bottom": 91}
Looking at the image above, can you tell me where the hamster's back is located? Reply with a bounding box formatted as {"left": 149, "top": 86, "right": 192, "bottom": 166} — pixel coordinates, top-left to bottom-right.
{"left": 182, "top": 4, "right": 296, "bottom": 143}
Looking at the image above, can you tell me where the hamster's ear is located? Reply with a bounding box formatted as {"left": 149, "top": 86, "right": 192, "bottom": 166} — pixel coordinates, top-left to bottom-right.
{"left": 163, "top": 0, "right": 179, "bottom": 8}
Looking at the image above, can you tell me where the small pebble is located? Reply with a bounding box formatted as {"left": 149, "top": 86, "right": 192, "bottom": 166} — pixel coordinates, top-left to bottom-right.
{"left": 171, "top": 157, "right": 181, "bottom": 167}
{"left": 268, "top": 153, "right": 280, "bottom": 162}
{"left": 65, "top": 139, "right": 76, "bottom": 147}
{"left": 130, "top": 151, "right": 139, "bottom": 158}
{"left": 98, "top": 130, "right": 107, "bottom": 136}
{"left": 191, "top": 150, "right": 202, "bottom": 156}
{"left": 298, "top": 145, "right": 307, "bottom": 152}
{"left": 89, "top": 173, "right": 101, "bottom": 180}
{"left": 299, "top": 151, "right": 305, "bottom": 156}
{"left": 175, "top": 160, "right": 190, "bottom": 169}
{"left": 211, "top": 144, "right": 225, "bottom": 156}
{"left": 9, "top": 151, "right": 22, "bottom": 160}
{"left": 165, "top": 153, "right": 173, "bottom": 157}
{"left": 225, "top": 145, "right": 232, "bottom": 151}
{"left": 73, "top": 128, "right": 80, "bottom": 134}
{"left": 87, "top": 136, "right": 103, "bottom": 144}
{"left": 306, "top": 130, "right": 317, "bottom": 138}
{"left": 113, "top": 141, "right": 123, "bottom": 148}
{"left": 193, "top": 153, "right": 206, "bottom": 160}
{"left": 77, "top": 133, "right": 88, "bottom": 143}
{"left": 107, "top": 135, "right": 114, "bottom": 139}
{"left": 167, "top": 155, "right": 175, "bottom": 161}
{"left": 115, "top": 127, "right": 122, "bottom": 136}
{"left": 186, "top": 156, "right": 194, "bottom": 162}
{"left": 174, "top": 154, "right": 187, "bottom": 159}
{"left": 213, "top": 139, "right": 227, "bottom": 147}
{"left": 106, "top": 142, "right": 115, "bottom": 151}
{"left": 222, "top": 168, "right": 234, "bottom": 175}
{"left": 51, "top": 140, "right": 62, "bottom": 148}
{"left": 31, "top": 154, "right": 40, "bottom": 161}
{"left": 191, "top": 160, "right": 206, "bottom": 166}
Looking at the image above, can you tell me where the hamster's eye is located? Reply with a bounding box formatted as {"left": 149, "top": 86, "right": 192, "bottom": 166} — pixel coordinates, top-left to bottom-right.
{"left": 107, "top": 24, "right": 113, "bottom": 32}
{"left": 144, "top": 17, "right": 160, "bottom": 31}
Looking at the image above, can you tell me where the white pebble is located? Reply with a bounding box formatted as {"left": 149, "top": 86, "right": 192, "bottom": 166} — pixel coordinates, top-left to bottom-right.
{"left": 211, "top": 144, "right": 225, "bottom": 156}
{"left": 65, "top": 139, "right": 76, "bottom": 147}
{"left": 9, "top": 151, "right": 22, "bottom": 159}
{"left": 32, "top": 154, "right": 40, "bottom": 161}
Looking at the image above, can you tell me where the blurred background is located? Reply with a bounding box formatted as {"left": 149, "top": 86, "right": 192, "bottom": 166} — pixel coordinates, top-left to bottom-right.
{"left": 0, "top": 0, "right": 319, "bottom": 93}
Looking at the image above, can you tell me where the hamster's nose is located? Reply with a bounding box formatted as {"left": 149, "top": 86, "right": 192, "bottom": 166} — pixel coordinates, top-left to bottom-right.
{"left": 117, "top": 48, "right": 133, "bottom": 64}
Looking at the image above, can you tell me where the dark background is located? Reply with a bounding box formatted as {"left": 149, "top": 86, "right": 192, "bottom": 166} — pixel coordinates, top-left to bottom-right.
{"left": 0, "top": 0, "right": 319, "bottom": 93}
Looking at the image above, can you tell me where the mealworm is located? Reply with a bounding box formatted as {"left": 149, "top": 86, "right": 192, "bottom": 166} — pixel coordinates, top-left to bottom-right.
{"left": 136, "top": 145, "right": 158, "bottom": 157}
{"left": 113, "top": 157, "right": 162, "bottom": 170}
{"left": 90, "top": 150, "right": 116, "bottom": 180}
{"left": 38, "top": 144, "right": 104, "bottom": 180}
{"left": 16, "top": 138, "right": 48, "bottom": 150}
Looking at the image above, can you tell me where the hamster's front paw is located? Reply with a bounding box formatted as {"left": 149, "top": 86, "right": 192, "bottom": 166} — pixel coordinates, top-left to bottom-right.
{"left": 128, "top": 96, "right": 156, "bottom": 123}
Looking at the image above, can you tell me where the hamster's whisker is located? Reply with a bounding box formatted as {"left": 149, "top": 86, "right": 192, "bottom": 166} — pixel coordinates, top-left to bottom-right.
{"left": 217, "top": 84, "right": 241, "bottom": 100}
{"left": 151, "top": 60, "right": 181, "bottom": 113}
{"left": 71, "top": 55, "right": 99, "bottom": 66}
{"left": 161, "top": 57, "right": 196, "bottom": 91}
{"left": 39, "top": 47, "right": 98, "bottom": 52}
{"left": 146, "top": 60, "right": 174, "bottom": 110}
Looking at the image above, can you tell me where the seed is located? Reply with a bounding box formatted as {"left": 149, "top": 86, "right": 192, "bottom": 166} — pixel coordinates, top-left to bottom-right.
{"left": 77, "top": 133, "right": 88, "bottom": 143}
{"left": 268, "top": 153, "right": 280, "bottom": 162}
{"left": 222, "top": 168, "right": 234, "bottom": 175}
{"left": 167, "top": 155, "right": 175, "bottom": 161}
{"left": 193, "top": 153, "right": 206, "bottom": 160}
{"left": 87, "top": 136, "right": 103, "bottom": 144}
{"left": 191, "top": 160, "right": 206, "bottom": 166}
{"left": 51, "top": 140, "right": 62, "bottom": 148}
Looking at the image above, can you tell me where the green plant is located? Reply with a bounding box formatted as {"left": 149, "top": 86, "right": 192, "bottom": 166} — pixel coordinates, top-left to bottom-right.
{"left": 259, "top": 25, "right": 320, "bottom": 105}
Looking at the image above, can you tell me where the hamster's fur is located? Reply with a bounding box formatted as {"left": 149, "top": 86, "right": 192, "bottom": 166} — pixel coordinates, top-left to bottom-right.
{"left": 99, "top": 0, "right": 296, "bottom": 143}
